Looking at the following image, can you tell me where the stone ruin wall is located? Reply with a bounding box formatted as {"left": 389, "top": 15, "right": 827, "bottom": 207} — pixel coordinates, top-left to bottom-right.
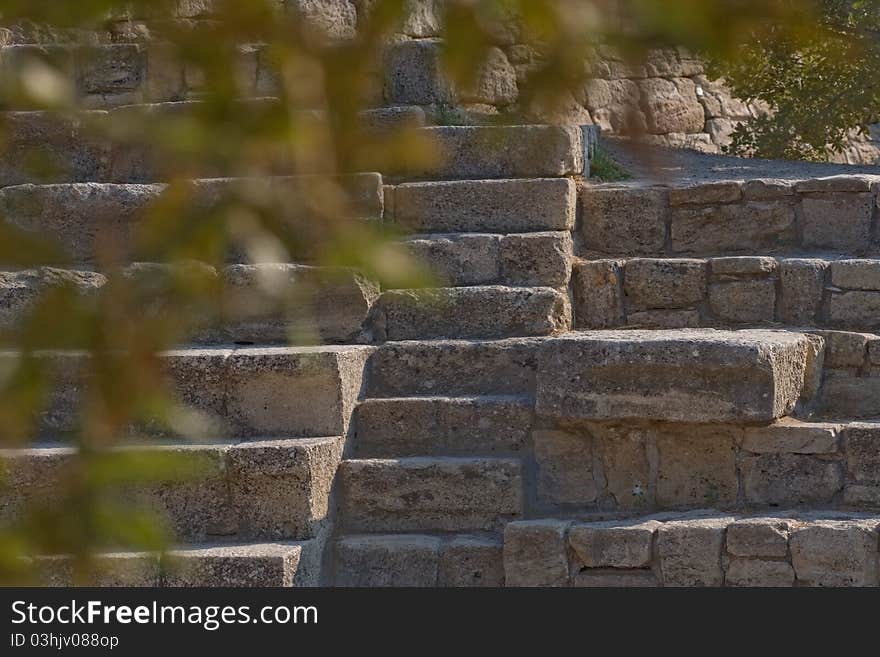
{"left": 2, "top": 0, "right": 878, "bottom": 165}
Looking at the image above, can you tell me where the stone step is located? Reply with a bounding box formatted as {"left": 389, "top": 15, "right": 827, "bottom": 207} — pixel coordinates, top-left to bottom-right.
{"left": 574, "top": 256, "right": 880, "bottom": 331}
{"left": 354, "top": 396, "right": 534, "bottom": 457}
{"left": 369, "top": 286, "right": 570, "bottom": 341}
{"left": 0, "top": 176, "right": 383, "bottom": 263}
{"left": 0, "top": 265, "right": 379, "bottom": 345}
{"left": 365, "top": 337, "right": 543, "bottom": 398}
{"left": 402, "top": 232, "right": 572, "bottom": 288}
{"left": 504, "top": 511, "right": 880, "bottom": 587}
{"left": 338, "top": 457, "right": 523, "bottom": 533}
{"left": 536, "top": 329, "right": 814, "bottom": 424}
{"left": 333, "top": 533, "right": 504, "bottom": 587}
{"left": 3, "top": 345, "right": 371, "bottom": 438}
{"left": 34, "top": 540, "right": 320, "bottom": 587}
{"left": 580, "top": 176, "right": 880, "bottom": 258}
{"left": 390, "top": 178, "right": 575, "bottom": 234}
{"left": 0, "top": 110, "right": 578, "bottom": 185}
{"left": 1, "top": 437, "right": 341, "bottom": 542}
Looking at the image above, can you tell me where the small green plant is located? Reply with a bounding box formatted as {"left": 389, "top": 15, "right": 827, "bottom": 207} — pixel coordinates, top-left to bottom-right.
{"left": 589, "top": 147, "right": 631, "bottom": 182}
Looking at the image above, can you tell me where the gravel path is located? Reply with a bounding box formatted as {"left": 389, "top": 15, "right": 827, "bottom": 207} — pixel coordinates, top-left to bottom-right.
{"left": 600, "top": 137, "right": 880, "bottom": 186}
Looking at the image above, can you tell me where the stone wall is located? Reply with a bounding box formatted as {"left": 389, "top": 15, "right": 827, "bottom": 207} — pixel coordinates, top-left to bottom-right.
{"left": 505, "top": 513, "right": 880, "bottom": 587}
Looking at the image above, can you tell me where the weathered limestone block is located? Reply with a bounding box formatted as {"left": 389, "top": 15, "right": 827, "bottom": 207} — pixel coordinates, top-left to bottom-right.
{"left": 779, "top": 258, "right": 826, "bottom": 325}
{"left": 740, "top": 453, "right": 842, "bottom": 506}
{"left": 828, "top": 291, "right": 880, "bottom": 327}
{"left": 592, "top": 426, "right": 652, "bottom": 510}
{"left": 419, "top": 125, "right": 584, "bottom": 179}
{"left": 742, "top": 420, "right": 840, "bottom": 455}
{"left": 638, "top": 78, "right": 705, "bottom": 134}
{"left": 624, "top": 258, "right": 707, "bottom": 309}
{"left": 801, "top": 193, "right": 873, "bottom": 251}
{"left": 460, "top": 47, "right": 518, "bottom": 106}
{"left": 0, "top": 111, "right": 111, "bottom": 186}
{"left": 655, "top": 427, "right": 738, "bottom": 507}
{"left": 670, "top": 202, "right": 796, "bottom": 254}
{"left": 533, "top": 430, "right": 597, "bottom": 506}
{"left": 581, "top": 186, "right": 667, "bottom": 255}
{"left": 789, "top": 520, "right": 880, "bottom": 586}
{"left": 372, "top": 286, "right": 570, "bottom": 341}
{"left": 710, "top": 256, "right": 776, "bottom": 276}
{"left": 500, "top": 232, "right": 572, "bottom": 288}
{"left": 334, "top": 535, "right": 441, "bottom": 587}
{"left": 794, "top": 176, "right": 876, "bottom": 193}
{"left": 221, "top": 264, "right": 379, "bottom": 344}
{"left": 288, "top": 0, "right": 358, "bottom": 41}
{"left": 844, "top": 424, "right": 880, "bottom": 485}
{"left": 383, "top": 38, "right": 451, "bottom": 104}
{"left": 163, "top": 542, "right": 313, "bottom": 587}
{"left": 536, "top": 329, "right": 811, "bottom": 424}
{"left": 818, "top": 377, "right": 880, "bottom": 418}
{"left": 708, "top": 279, "right": 776, "bottom": 324}
{"left": 726, "top": 518, "right": 791, "bottom": 558}
{"left": 403, "top": 234, "right": 501, "bottom": 286}
{"left": 725, "top": 559, "right": 794, "bottom": 587}
{"left": 356, "top": 396, "right": 532, "bottom": 457}
{"left": 227, "top": 437, "right": 342, "bottom": 540}
{"left": 439, "top": 536, "right": 504, "bottom": 587}
{"left": 503, "top": 519, "right": 570, "bottom": 587}
{"left": 817, "top": 330, "right": 871, "bottom": 368}
{"left": 656, "top": 516, "right": 732, "bottom": 586}
{"left": 626, "top": 309, "right": 701, "bottom": 329}
{"left": 0, "top": 183, "right": 159, "bottom": 264}
{"left": 669, "top": 182, "right": 742, "bottom": 206}
{"left": 394, "top": 178, "right": 575, "bottom": 233}
{"left": 568, "top": 520, "right": 657, "bottom": 568}
{"left": 341, "top": 457, "right": 523, "bottom": 532}
{"left": 572, "top": 259, "right": 624, "bottom": 329}
{"left": 831, "top": 260, "right": 880, "bottom": 290}
{"left": 572, "top": 569, "right": 658, "bottom": 587}
{"left": 223, "top": 346, "right": 370, "bottom": 437}
{"left": 0, "top": 268, "right": 106, "bottom": 331}
{"left": 742, "top": 179, "right": 795, "bottom": 200}
{"left": 77, "top": 44, "right": 146, "bottom": 94}
{"left": 36, "top": 552, "right": 160, "bottom": 587}
{"left": 366, "top": 337, "right": 540, "bottom": 397}
{"left": 579, "top": 78, "right": 643, "bottom": 133}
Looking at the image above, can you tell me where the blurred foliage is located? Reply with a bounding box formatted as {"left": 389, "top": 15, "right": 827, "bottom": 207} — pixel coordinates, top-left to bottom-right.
{"left": 0, "top": 0, "right": 862, "bottom": 584}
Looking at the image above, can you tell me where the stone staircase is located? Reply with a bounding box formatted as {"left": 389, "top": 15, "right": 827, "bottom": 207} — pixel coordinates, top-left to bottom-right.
{"left": 2, "top": 13, "right": 880, "bottom": 587}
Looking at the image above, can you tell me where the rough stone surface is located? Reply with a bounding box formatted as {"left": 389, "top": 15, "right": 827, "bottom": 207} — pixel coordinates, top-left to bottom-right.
{"left": 572, "top": 569, "right": 658, "bottom": 587}
{"left": 818, "top": 377, "right": 880, "bottom": 418}
{"left": 844, "top": 424, "right": 880, "bottom": 485}
{"left": 828, "top": 291, "right": 880, "bottom": 328}
{"left": 533, "top": 430, "right": 597, "bottom": 506}
{"left": 624, "top": 258, "right": 707, "bottom": 309}
{"left": 831, "top": 260, "right": 880, "bottom": 290}
{"left": 726, "top": 518, "right": 791, "bottom": 558}
{"left": 536, "top": 329, "right": 811, "bottom": 424}
{"left": 372, "top": 286, "right": 569, "bottom": 341}
{"left": 439, "top": 536, "right": 504, "bottom": 587}
{"left": 639, "top": 78, "right": 705, "bottom": 134}
{"left": 710, "top": 256, "right": 776, "bottom": 276}
{"left": 741, "top": 453, "right": 842, "bottom": 506}
{"left": 626, "top": 309, "right": 701, "bottom": 329}
{"left": 572, "top": 259, "right": 624, "bottom": 329}
{"left": 383, "top": 39, "right": 452, "bottom": 105}
{"left": 569, "top": 521, "right": 656, "bottom": 568}
{"left": 801, "top": 193, "right": 873, "bottom": 251}
{"left": 592, "top": 426, "right": 652, "bottom": 510}
{"left": 581, "top": 186, "right": 667, "bottom": 255}
{"left": 708, "top": 279, "right": 776, "bottom": 324}
{"left": 655, "top": 428, "right": 738, "bottom": 507}
{"left": 334, "top": 535, "right": 441, "bottom": 587}
{"left": 394, "top": 178, "right": 575, "bottom": 233}
{"left": 500, "top": 232, "right": 572, "bottom": 288}
{"left": 403, "top": 234, "right": 501, "bottom": 286}
{"left": 656, "top": 517, "right": 731, "bottom": 586}
{"left": 162, "top": 542, "right": 312, "bottom": 587}
{"left": 670, "top": 202, "right": 795, "bottom": 254}
{"left": 790, "top": 521, "right": 880, "bottom": 586}
{"left": 503, "top": 519, "right": 570, "bottom": 587}
{"left": 779, "top": 259, "right": 826, "bottom": 325}
{"left": 725, "top": 559, "right": 795, "bottom": 587}
{"left": 742, "top": 420, "right": 840, "bottom": 455}
{"left": 341, "top": 457, "right": 523, "bottom": 532}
